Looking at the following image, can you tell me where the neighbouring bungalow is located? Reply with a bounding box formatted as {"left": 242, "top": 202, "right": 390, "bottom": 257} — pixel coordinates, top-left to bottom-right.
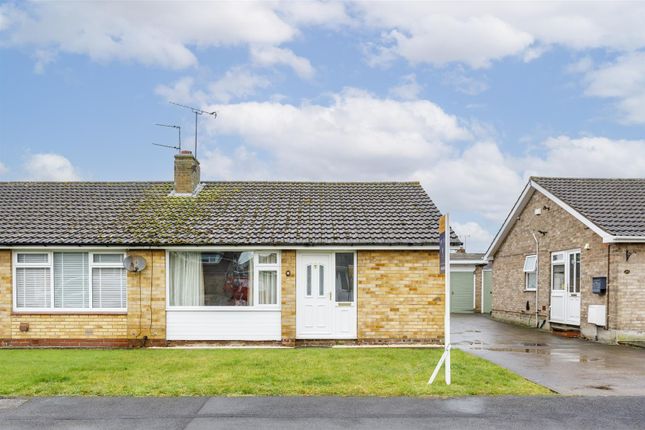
{"left": 485, "top": 177, "right": 645, "bottom": 344}
{"left": 0, "top": 151, "right": 460, "bottom": 347}
{"left": 449, "top": 250, "right": 491, "bottom": 314}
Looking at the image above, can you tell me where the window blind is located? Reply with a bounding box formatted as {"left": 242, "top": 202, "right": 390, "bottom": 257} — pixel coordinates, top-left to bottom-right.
{"left": 54, "top": 252, "right": 89, "bottom": 308}
{"left": 92, "top": 267, "right": 127, "bottom": 309}
{"left": 15, "top": 267, "right": 51, "bottom": 308}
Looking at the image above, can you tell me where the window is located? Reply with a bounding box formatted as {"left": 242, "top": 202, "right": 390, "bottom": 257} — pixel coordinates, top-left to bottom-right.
{"left": 523, "top": 255, "right": 537, "bottom": 291}
{"left": 552, "top": 253, "right": 565, "bottom": 290}
{"left": 569, "top": 252, "right": 581, "bottom": 294}
{"left": 168, "top": 251, "right": 280, "bottom": 308}
{"left": 257, "top": 252, "right": 279, "bottom": 306}
{"left": 335, "top": 252, "right": 355, "bottom": 302}
{"left": 14, "top": 252, "right": 127, "bottom": 311}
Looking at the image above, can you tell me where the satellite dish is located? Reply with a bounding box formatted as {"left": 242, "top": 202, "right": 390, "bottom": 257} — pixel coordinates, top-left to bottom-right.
{"left": 123, "top": 256, "right": 147, "bottom": 273}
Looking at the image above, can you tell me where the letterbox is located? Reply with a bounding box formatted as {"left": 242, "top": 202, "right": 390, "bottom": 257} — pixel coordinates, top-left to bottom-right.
{"left": 592, "top": 277, "right": 607, "bottom": 295}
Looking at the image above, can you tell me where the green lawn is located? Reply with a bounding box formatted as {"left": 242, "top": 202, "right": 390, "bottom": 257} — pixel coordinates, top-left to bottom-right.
{"left": 0, "top": 348, "right": 551, "bottom": 397}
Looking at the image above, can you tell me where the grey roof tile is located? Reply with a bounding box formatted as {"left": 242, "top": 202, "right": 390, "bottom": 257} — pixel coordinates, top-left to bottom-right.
{"left": 532, "top": 177, "right": 645, "bottom": 237}
{"left": 0, "top": 181, "right": 460, "bottom": 246}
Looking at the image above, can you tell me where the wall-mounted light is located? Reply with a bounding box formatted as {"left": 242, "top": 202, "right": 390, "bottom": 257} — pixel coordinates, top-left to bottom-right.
{"left": 285, "top": 270, "right": 291, "bottom": 277}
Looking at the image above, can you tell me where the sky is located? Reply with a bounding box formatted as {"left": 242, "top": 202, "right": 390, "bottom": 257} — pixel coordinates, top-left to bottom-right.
{"left": 1, "top": 1, "right": 645, "bottom": 252}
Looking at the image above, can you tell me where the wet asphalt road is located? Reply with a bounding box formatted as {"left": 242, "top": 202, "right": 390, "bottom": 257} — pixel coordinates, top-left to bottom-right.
{"left": 453, "top": 313, "right": 645, "bottom": 395}
{"left": 1, "top": 396, "right": 645, "bottom": 429}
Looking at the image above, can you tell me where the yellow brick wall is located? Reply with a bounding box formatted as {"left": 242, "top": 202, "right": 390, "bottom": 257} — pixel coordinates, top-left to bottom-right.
{"left": 0, "top": 249, "right": 166, "bottom": 343}
{"left": 0, "top": 250, "right": 13, "bottom": 338}
{"left": 126, "top": 250, "right": 166, "bottom": 340}
{"left": 357, "top": 250, "right": 444, "bottom": 341}
{"left": 280, "top": 250, "right": 296, "bottom": 341}
{"left": 11, "top": 314, "right": 128, "bottom": 339}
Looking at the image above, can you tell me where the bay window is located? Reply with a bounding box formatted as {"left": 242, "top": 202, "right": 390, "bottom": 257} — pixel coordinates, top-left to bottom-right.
{"left": 168, "top": 251, "right": 280, "bottom": 308}
{"left": 14, "top": 252, "right": 127, "bottom": 311}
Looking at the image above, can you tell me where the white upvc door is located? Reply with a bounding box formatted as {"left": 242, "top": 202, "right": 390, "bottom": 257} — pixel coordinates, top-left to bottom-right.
{"left": 296, "top": 252, "right": 357, "bottom": 339}
{"left": 296, "top": 253, "right": 333, "bottom": 338}
{"left": 550, "top": 250, "right": 581, "bottom": 326}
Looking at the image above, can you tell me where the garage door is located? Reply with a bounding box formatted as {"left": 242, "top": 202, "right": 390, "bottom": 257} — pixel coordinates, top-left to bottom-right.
{"left": 450, "top": 271, "right": 474, "bottom": 313}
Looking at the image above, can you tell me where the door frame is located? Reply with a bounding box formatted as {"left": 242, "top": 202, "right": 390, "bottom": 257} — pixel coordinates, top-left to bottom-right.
{"left": 549, "top": 249, "right": 581, "bottom": 326}
{"left": 295, "top": 251, "right": 357, "bottom": 339}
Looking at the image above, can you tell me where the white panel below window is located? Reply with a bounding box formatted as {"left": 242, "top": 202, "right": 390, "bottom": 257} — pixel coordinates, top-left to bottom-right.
{"left": 166, "top": 310, "right": 281, "bottom": 341}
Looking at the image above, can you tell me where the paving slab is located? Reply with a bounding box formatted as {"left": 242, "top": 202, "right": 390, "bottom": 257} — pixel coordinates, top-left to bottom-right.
{"left": 453, "top": 313, "right": 645, "bottom": 395}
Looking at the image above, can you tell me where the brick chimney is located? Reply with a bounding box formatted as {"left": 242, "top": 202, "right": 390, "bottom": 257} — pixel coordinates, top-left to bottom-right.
{"left": 174, "top": 150, "right": 200, "bottom": 194}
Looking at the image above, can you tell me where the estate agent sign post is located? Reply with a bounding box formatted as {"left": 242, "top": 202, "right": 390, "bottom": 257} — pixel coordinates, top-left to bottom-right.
{"left": 428, "top": 213, "right": 451, "bottom": 385}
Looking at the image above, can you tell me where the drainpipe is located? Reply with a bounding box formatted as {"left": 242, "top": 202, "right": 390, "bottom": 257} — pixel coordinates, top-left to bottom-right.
{"left": 532, "top": 232, "right": 540, "bottom": 328}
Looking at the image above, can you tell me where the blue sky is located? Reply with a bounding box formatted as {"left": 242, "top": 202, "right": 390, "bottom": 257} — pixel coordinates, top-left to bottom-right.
{"left": 1, "top": 1, "right": 645, "bottom": 251}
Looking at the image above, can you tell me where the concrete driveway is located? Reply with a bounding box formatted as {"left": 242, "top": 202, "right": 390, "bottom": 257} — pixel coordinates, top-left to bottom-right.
{"left": 453, "top": 313, "right": 645, "bottom": 396}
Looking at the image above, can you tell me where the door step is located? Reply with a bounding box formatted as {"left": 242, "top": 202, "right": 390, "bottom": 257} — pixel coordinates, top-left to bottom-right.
{"left": 550, "top": 322, "right": 580, "bottom": 337}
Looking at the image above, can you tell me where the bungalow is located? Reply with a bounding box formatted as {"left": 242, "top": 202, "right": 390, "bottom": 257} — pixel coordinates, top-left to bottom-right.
{"left": 485, "top": 177, "right": 645, "bottom": 343}
{"left": 0, "top": 151, "right": 459, "bottom": 347}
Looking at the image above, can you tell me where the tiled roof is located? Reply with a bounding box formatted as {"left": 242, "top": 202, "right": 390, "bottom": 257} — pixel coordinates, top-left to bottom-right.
{"left": 451, "top": 252, "right": 486, "bottom": 262}
{"left": 0, "top": 181, "right": 459, "bottom": 247}
{"left": 532, "top": 177, "right": 645, "bottom": 237}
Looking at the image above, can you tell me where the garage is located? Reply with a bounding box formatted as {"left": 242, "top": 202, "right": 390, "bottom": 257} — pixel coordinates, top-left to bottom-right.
{"left": 450, "top": 251, "right": 487, "bottom": 313}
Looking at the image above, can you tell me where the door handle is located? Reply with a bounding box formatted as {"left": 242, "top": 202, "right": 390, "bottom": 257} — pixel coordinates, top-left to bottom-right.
{"left": 329, "top": 291, "right": 332, "bottom": 300}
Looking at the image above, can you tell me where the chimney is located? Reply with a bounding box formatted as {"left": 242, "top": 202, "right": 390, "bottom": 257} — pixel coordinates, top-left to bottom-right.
{"left": 174, "top": 150, "right": 200, "bottom": 194}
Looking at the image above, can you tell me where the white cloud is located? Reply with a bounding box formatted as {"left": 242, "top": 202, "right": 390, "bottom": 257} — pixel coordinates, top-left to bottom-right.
{"left": 250, "top": 46, "right": 315, "bottom": 79}
{"left": 0, "top": 1, "right": 347, "bottom": 71}
{"left": 441, "top": 66, "right": 488, "bottom": 95}
{"left": 200, "top": 146, "right": 270, "bottom": 180}
{"left": 452, "top": 221, "right": 495, "bottom": 253}
{"left": 355, "top": 2, "right": 645, "bottom": 68}
{"left": 0, "top": 161, "right": 8, "bottom": 176}
{"left": 202, "top": 88, "right": 470, "bottom": 180}
{"left": 388, "top": 74, "right": 422, "bottom": 100}
{"left": 581, "top": 52, "right": 645, "bottom": 124}
{"left": 24, "top": 153, "right": 79, "bottom": 181}
{"left": 155, "top": 77, "right": 206, "bottom": 106}
{"left": 524, "top": 136, "right": 645, "bottom": 177}
{"left": 156, "top": 68, "right": 271, "bottom": 105}
{"left": 413, "top": 141, "right": 524, "bottom": 222}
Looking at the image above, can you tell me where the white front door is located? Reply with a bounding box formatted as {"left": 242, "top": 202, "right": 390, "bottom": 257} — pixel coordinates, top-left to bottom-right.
{"left": 296, "top": 252, "right": 357, "bottom": 339}
{"left": 550, "top": 250, "right": 581, "bottom": 326}
{"left": 297, "top": 253, "right": 333, "bottom": 337}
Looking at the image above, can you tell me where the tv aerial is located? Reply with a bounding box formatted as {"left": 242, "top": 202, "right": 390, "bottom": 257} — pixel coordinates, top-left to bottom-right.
{"left": 152, "top": 123, "right": 181, "bottom": 152}
{"left": 169, "top": 101, "right": 217, "bottom": 158}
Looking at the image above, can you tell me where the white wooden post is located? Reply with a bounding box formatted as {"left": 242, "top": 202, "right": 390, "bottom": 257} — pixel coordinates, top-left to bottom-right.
{"left": 429, "top": 213, "right": 451, "bottom": 385}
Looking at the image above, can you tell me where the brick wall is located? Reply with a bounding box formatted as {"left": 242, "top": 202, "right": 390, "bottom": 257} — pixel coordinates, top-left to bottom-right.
{"left": 0, "top": 249, "right": 166, "bottom": 346}
{"left": 126, "top": 250, "right": 166, "bottom": 341}
{"left": 0, "top": 250, "right": 11, "bottom": 338}
{"left": 357, "top": 250, "right": 444, "bottom": 342}
{"left": 280, "top": 250, "right": 296, "bottom": 343}
{"left": 11, "top": 314, "right": 127, "bottom": 339}
{"left": 474, "top": 265, "right": 483, "bottom": 312}
{"left": 614, "top": 243, "right": 645, "bottom": 339}
{"left": 491, "top": 189, "right": 628, "bottom": 341}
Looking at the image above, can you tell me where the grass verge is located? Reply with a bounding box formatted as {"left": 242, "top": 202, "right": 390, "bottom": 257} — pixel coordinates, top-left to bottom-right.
{"left": 0, "top": 348, "right": 551, "bottom": 396}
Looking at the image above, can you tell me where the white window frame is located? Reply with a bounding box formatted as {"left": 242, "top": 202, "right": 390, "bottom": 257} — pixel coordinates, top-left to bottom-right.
{"left": 523, "top": 254, "right": 537, "bottom": 291}
{"left": 551, "top": 251, "right": 567, "bottom": 291}
{"left": 332, "top": 251, "right": 357, "bottom": 304}
{"left": 550, "top": 249, "right": 581, "bottom": 294}
{"left": 254, "top": 251, "right": 281, "bottom": 309}
{"left": 13, "top": 250, "right": 127, "bottom": 313}
{"left": 165, "top": 250, "right": 281, "bottom": 311}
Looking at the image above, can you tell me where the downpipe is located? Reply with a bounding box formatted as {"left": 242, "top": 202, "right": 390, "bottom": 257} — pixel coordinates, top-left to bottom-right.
{"left": 532, "top": 232, "right": 540, "bottom": 328}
